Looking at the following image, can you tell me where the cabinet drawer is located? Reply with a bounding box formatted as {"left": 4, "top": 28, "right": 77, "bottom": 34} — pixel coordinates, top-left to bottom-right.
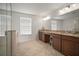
{"left": 62, "top": 35, "right": 75, "bottom": 40}
{"left": 62, "top": 35, "right": 79, "bottom": 43}
{"left": 52, "top": 33, "right": 61, "bottom": 39}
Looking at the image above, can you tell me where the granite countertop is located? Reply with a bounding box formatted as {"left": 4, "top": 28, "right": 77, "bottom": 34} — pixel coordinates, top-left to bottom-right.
{"left": 40, "top": 30, "right": 79, "bottom": 38}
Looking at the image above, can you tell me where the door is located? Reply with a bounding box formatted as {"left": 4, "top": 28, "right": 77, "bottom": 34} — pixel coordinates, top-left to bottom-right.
{"left": 0, "top": 3, "right": 12, "bottom": 56}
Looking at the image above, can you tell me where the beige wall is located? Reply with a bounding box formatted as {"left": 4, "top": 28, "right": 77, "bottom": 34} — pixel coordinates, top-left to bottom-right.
{"left": 0, "top": 9, "right": 50, "bottom": 43}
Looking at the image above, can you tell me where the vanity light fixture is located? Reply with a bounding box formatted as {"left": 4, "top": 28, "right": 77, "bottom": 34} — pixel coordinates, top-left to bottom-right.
{"left": 64, "top": 7, "right": 69, "bottom": 10}
{"left": 43, "top": 16, "right": 51, "bottom": 21}
{"left": 71, "top": 4, "right": 76, "bottom": 7}
{"left": 59, "top": 4, "right": 79, "bottom": 15}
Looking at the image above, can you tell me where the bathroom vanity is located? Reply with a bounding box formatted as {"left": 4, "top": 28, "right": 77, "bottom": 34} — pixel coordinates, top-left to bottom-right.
{"left": 39, "top": 30, "right": 79, "bottom": 56}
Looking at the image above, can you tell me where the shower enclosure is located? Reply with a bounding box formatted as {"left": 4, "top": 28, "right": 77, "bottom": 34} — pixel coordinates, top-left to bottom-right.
{"left": 0, "top": 3, "right": 16, "bottom": 56}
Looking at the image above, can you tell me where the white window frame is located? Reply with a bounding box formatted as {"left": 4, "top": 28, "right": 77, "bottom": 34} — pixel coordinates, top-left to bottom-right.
{"left": 51, "top": 20, "right": 58, "bottom": 30}
{"left": 0, "top": 14, "right": 11, "bottom": 36}
{"left": 20, "top": 17, "right": 32, "bottom": 35}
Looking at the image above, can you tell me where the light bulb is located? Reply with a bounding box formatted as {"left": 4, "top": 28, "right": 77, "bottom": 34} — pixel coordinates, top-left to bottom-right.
{"left": 71, "top": 4, "right": 76, "bottom": 7}
{"left": 43, "top": 16, "right": 51, "bottom": 21}
{"left": 64, "top": 7, "right": 69, "bottom": 10}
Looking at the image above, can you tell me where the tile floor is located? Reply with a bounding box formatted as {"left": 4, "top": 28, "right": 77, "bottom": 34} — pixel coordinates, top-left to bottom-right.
{"left": 16, "top": 39, "right": 64, "bottom": 56}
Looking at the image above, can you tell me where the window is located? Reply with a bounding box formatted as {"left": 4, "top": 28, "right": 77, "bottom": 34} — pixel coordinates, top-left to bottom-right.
{"left": 51, "top": 20, "right": 57, "bottom": 30}
{"left": 20, "top": 17, "right": 32, "bottom": 35}
{"left": 0, "top": 15, "right": 11, "bottom": 36}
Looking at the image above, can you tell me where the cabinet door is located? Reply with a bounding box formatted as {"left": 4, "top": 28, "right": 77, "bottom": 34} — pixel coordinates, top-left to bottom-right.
{"left": 76, "top": 43, "right": 79, "bottom": 55}
{"left": 39, "top": 31, "right": 42, "bottom": 40}
{"left": 53, "top": 34, "right": 62, "bottom": 52}
{"left": 62, "top": 39, "right": 76, "bottom": 56}
{"left": 44, "top": 34, "right": 50, "bottom": 43}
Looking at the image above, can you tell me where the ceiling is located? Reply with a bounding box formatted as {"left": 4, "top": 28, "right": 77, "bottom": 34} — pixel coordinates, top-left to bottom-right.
{"left": 59, "top": 9, "right": 79, "bottom": 20}
{"left": 0, "top": 3, "right": 71, "bottom": 17}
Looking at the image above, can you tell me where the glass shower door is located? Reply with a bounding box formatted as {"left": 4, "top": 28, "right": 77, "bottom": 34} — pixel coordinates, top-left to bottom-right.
{"left": 0, "top": 3, "right": 12, "bottom": 56}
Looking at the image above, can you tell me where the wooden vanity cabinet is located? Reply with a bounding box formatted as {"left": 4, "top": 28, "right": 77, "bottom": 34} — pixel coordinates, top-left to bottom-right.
{"left": 39, "top": 30, "right": 79, "bottom": 56}
{"left": 62, "top": 35, "right": 79, "bottom": 56}
{"left": 44, "top": 34, "right": 50, "bottom": 43}
{"left": 51, "top": 34, "right": 62, "bottom": 52}
{"left": 39, "top": 31, "right": 43, "bottom": 40}
{"left": 39, "top": 31, "right": 50, "bottom": 43}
